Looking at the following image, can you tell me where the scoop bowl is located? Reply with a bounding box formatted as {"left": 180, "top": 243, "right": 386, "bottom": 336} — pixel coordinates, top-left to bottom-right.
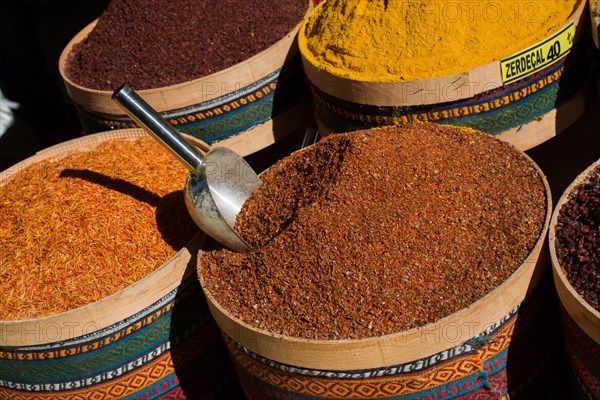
{"left": 112, "top": 84, "right": 261, "bottom": 253}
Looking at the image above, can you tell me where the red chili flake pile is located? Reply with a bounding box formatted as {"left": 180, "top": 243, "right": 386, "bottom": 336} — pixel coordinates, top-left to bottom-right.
{"left": 65, "top": 0, "right": 308, "bottom": 90}
{"left": 0, "top": 137, "right": 198, "bottom": 320}
{"left": 554, "top": 164, "right": 600, "bottom": 311}
{"left": 199, "top": 123, "right": 548, "bottom": 340}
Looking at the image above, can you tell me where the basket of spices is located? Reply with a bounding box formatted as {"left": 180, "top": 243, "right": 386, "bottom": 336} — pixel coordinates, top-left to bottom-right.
{"left": 298, "top": 0, "right": 589, "bottom": 151}
{"left": 197, "top": 122, "right": 560, "bottom": 399}
{"left": 59, "top": 0, "right": 319, "bottom": 158}
{"left": 550, "top": 159, "right": 600, "bottom": 399}
{"left": 0, "top": 130, "right": 243, "bottom": 399}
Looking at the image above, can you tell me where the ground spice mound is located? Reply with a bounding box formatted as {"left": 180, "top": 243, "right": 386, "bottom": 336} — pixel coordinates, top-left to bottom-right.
{"left": 0, "top": 137, "right": 198, "bottom": 320}
{"left": 199, "top": 123, "right": 548, "bottom": 340}
{"left": 554, "top": 164, "right": 600, "bottom": 311}
{"left": 65, "top": 0, "right": 308, "bottom": 90}
{"left": 299, "top": 0, "right": 578, "bottom": 82}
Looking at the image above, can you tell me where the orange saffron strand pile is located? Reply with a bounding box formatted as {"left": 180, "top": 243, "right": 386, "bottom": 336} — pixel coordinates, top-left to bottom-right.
{"left": 0, "top": 137, "right": 198, "bottom": 320}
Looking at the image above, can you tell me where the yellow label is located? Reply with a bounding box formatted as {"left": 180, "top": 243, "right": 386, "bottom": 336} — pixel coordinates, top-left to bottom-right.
{"left": 501, "top": 23, "right": 575, "bottom": 85}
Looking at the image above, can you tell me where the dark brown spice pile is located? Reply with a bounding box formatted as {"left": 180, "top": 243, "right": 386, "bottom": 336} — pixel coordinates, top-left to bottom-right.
{"left": 554, "top": 164, "right": 600, "bottom": 311}
{"left": 199, "top": 123, "right": 547, "bottom": 340}
{"left": 65, "top": 0, "right": 308, "bottom": 90}
{"left": 0, "top": 137, "right": 198, "bottom": 320}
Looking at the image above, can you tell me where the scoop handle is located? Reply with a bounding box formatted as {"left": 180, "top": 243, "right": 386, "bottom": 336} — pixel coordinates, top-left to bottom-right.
{"left": 112, "top": 84, "right": 205, "bottom": 171}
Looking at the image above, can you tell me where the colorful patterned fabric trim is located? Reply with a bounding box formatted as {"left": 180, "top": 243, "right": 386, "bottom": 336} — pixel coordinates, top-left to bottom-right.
{"left": 230, "top": 308, "right": 518, "bottom": 380}
{"left": 75, "top": 56, "right": 309, "bottom": 145}
{"left": 560, "top": 306, "right": 600, "bottom": 399}
{"left": 225, "top": 276, "right": 562, "bottom": 399}
{"left": 311, "top": 43, "right": 588, "bottom": 136}
{"left": 0, "top": 277, "right": 242, "bottom": 399}
{"left": 228, "top": 322, "right": 513, "bottom": 400}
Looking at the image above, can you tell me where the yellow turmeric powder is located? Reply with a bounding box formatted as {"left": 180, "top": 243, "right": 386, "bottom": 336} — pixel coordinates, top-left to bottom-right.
{"left": 299, "top": 0, "right": 579, "bottom": 82}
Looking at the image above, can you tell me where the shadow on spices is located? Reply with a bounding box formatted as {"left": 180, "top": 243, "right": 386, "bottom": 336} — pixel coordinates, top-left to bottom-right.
{"left": 58, "top": 168, "right": 245, "bottom": 397}
{"left": 59, "top": 168, "right": 197, "bottom": 250}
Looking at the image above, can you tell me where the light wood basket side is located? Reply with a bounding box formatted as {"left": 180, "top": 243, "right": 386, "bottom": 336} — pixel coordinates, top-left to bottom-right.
{"left": 0, "top": 129, "right": 203, "bottom": 346}
{"left": 591, "top": 0, "right": 600, "bottom": 48}
{"left": 549, "top": 158, "right": 600, "bottom": 345}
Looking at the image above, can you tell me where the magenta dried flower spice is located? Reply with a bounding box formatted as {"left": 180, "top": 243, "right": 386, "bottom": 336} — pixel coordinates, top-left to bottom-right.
{"left": 199, "top": 123, "right": 547, "bottom": 340}
{"left": 65, "top": 0, "right": 308, "bottom": 90}
{"left": 554, "top": 164, "right": 600, "bottom": 311}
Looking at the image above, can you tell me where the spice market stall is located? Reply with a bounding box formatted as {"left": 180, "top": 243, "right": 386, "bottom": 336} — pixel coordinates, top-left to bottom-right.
{"left": 2, "top": 1, "right": 599, "bottom": 399}
{"left": 299, "top": 0, "right": 589, "bottom": 150}
{"left": 0, "top": 130, "right": 243, "bottom": 399}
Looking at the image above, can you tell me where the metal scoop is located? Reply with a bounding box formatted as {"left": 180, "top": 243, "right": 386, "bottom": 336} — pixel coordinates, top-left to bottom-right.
{"left": 112, "top": 84, "right": 260, "bottom": 253}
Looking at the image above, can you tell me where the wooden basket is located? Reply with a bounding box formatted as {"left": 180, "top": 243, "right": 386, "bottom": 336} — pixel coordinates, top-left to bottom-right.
{"left": 58, "top": 1, "right": 317, "bottom": 158}
{"left": 0, "top": 130, "right": 242, "bottom": 399}
{"left": 549, "top": 158, "right": 600, "bottom": 398}
{"left": 197, "top": 139, "right": 564, "bottom": 399}
{"left": 592, "top": 0, "right": 600, "bottom": 48}
{"left": 299, "top": 0, "right": 589, "bottom": 151}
